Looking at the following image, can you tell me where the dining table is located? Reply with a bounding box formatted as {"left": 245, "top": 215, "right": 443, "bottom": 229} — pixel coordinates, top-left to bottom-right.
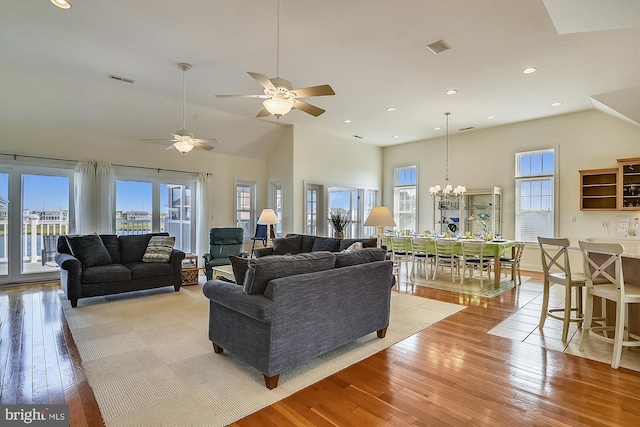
{"left": 423, "top": 238, "right": 518, "bottom": 288}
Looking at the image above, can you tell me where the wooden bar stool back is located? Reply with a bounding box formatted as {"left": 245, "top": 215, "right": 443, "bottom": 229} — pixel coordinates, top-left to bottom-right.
{"left": 538, "top": 236, "right": 586, "bottom": 342}
{"left": 578, "top": 240, "right": 640, "bottom": 369}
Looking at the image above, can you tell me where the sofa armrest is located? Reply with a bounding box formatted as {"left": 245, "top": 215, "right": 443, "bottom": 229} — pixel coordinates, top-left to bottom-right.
{"left": 202, "top": 253, "right": 213, "bottom": 263}
{"left": 203, "top": 280, "right": 273, "bottom": 322}
{"left": 253, "top": 247, "right": 274, "bottom": 258}
{"left": 55, "top": 253, "right": 83, "bottom": 304}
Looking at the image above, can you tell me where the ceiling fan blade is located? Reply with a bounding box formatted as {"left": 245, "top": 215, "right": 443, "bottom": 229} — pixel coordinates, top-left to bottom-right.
{"left": 166, "top": 144, "right": 176, "bottom": 151}
{"left": 193, "top": 138, "right": 220, "bottom": 144}
{"left": 193, "top": 141, "right": 215, "bottom": 151}
{"left": 142, "top": 138, "right": 171, "bottom": 142}
{"left": 256, "top": 107, "right": 271, "bottom": 117}
{"left": 291, "top": 84, "right": 335, "bottom": 98}
{"left": 215, "top": 94, "right": 268, "bottom": 99}
{"left": 248, "top": 71, "right": 276, "bottom": 91}
{"left": 292, "top": 99, "right": 325, "bottom": 117}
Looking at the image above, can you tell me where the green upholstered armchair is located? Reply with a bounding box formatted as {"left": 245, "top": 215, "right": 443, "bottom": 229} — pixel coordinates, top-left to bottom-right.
{"left": 202, "top": 227, "right": 245, "bottom": 280}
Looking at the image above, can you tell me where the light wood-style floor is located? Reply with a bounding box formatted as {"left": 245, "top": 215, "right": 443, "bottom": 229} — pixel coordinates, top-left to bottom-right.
{"left": 2, "top": 271, "right": 640, "bottom": 426}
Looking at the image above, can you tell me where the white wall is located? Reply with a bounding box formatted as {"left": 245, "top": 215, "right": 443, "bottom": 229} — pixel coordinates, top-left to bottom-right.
{"left": 382, "top": 110, "right": 640, "bottom": 271}
{"left": 266, "top": 126, "right": 295, "bottom": 235}
{"left": 0, "top": 124, "right": 267, "bottom": 231}
{"left": 291, "top": 126, "right": 383, "bottom": 234}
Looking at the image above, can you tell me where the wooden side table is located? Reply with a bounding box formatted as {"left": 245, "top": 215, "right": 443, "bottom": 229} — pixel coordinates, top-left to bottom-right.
{"left": 182, "top": 254, "right": 199, "bottom": 286}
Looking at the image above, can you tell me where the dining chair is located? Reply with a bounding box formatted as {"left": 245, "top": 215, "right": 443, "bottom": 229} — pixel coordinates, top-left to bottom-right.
{"left": 538, "top": 236, "right": 586, "bottom": 342}
{"left": 410, "top": 237, "right": 435, "bottom": 279}
{"left": 500, "top": 241, "right": 525, "bottom": 285}
{"left": 578, "top": 240, "right": 640, "bottom": 369}
{"left": 391, "top": 237, "right": 412, "bottom": 277}
{"left": 432, "top": 239, "right": 459, "bottom": 283}
{"left": 460, "top": 240, "right": 492, "bottom": 287}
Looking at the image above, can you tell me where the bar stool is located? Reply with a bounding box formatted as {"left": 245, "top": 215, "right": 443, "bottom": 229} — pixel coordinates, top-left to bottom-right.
{"left": 538, "top": 237, "right": 586, "bottom": 342}
{"left": 578, "top": 240, "right": 640, "bottom": 369}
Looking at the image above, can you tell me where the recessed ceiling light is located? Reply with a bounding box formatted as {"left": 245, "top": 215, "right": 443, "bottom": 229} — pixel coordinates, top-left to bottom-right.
{"left": 51, "top": 0, "right": 72, "bottom": 9}
{"left": 522, "top": 67, "right": 537, "bottom": 74}
{"left": 386, "top": 107, "right": 397, "bottom": 112}
{"left": 487, "top": 115, "right": 496, "bottom": 120}
{"left": 343, "top": 119, "right": 352, "bottom": 124}
{"left": 551, "top": 102, "right": 563, "bottom": 107}
{"left": 446, "top": 90, "right": 457, "bottom": 95}
{"left": 393, "top": 135, "right": 400, "bottom": 139}
{"left": 434, "top": 126, "right": 442, "bottom": 130}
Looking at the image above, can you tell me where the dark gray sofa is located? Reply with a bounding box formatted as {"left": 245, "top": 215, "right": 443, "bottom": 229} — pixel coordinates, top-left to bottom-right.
{"left": 56, "top": 233, "right": 185, "bottom": 307}
{"left": 253, "top": 233, "right": 378, "bottom": 258}
{"left": 202, "top": 248, "right": 393, "bottom": 389}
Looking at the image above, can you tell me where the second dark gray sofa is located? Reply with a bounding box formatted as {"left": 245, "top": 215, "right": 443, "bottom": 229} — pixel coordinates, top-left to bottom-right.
{"left": 253, "top": 233, "right": 378, "bottom": 258}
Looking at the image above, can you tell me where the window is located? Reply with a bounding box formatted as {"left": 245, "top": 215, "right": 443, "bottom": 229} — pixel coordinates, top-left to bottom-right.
{"left": 236, "top": 181, "right": 255, "bottom": 238}
{"left": 393, "top": 165, "right": 417, "bottom": 233}
{"left": 515, "top": 149, "right": 555, "bottom": 242}
{"left": 272, "top": 182, "right": 282, "bottom": 237}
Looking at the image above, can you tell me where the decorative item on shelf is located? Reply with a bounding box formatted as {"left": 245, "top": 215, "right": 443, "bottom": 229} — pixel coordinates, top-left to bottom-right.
{"left": 364, "top": 207, "right": 397, "bottom": 247}
{"left": 469, "top": 212, "right": 492, "bottom": 234}
{"left": 257, "top": 208, "right": 279, "bottom": 242}
{"left": 429, "top": 112, "right": 466, "bottom": 205}
{"left": 328, "top": 210, "right": 351, "bottom": 238}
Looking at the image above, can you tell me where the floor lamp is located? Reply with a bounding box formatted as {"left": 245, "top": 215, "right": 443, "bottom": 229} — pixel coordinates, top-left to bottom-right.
{"left": 364, "top": 207, "right": 397, "bottom": 248}
{"left": 257, "top": 209, "right": 279, "bottom": 245}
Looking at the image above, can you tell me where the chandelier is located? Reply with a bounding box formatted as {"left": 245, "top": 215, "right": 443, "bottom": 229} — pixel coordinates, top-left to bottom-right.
{"left": 429, "top": 112, "right": 466, "bottom": 204}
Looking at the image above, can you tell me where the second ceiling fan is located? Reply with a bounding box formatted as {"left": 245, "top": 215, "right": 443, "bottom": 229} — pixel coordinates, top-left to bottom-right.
{"left": 216, "top": 0, "right": 335, "bottom": 118}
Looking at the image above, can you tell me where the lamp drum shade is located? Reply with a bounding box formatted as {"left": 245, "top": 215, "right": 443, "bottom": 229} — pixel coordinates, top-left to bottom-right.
{"left": 257, "top": 209, "right": 280, "bottom": 225}
{"left": 364, "top": 207, "right": 396, "bottom": 227}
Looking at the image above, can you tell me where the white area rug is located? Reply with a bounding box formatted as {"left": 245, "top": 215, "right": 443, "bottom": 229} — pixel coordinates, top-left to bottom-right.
{"left": 62, "top": 285, "right": 464, "bottom": 427}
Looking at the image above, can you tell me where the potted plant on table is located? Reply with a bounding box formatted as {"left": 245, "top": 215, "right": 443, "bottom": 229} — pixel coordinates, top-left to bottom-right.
{"left": 328, "top": 210, "right": 351, "bottom": 238}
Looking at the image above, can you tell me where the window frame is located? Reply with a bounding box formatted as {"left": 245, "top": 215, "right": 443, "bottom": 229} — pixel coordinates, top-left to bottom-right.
{"left": 514, "top": 149, "right": 556, "bottom": 242}
{"left": 236, "top": 180, "right": 255, "bottom": 238}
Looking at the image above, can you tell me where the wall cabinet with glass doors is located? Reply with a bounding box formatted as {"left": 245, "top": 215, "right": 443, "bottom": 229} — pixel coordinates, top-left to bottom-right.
{"left": 464, "top": 187, "right": 502, "bottom": 237}
{"left": 618, "top": 157, "right": 640, "bottom": 210}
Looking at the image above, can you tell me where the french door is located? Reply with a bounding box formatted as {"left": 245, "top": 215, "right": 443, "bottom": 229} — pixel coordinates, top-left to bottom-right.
{"left": 0, "top": 165, "right": 74, "bottom": 285}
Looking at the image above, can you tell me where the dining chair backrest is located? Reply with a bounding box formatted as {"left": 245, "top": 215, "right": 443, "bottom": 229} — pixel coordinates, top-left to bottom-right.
{"left": 461, "top": 240, "right": 487, "bottom": 260}
{"left": 435, "top": 239, "right": 456, "bottom": 257}
{"left": 391, "top": 237, "right": 411, "bottom": 253}
{"left": 538, "top": 236, "right": 573, "bottom": 278}
{"left": 578, "top": 240, "right": 624, "bottom": 292}
{"left": 513, "top": 241, "right": 525, "bottom": 264}
{"left": 411, "top": 237, "right": 433, "bottom": 255}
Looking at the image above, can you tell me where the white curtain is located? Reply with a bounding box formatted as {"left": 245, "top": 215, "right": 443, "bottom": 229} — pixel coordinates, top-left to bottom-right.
{"left": 74, "top": 160, "right": 115, "bottom": 234}
{"left": 196, "top": 173, "right": 212, "bottom": 256}
{"left": 95, "top": 162, "right": 114, "bottom": 233}
{"left": 74, "top": 160, "right": 96, "bottom": 234}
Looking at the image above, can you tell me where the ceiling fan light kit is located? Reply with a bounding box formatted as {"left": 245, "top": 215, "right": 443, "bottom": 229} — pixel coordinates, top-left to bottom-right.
{"left": 142, "top": 63, "right": 219, "bottom": 153}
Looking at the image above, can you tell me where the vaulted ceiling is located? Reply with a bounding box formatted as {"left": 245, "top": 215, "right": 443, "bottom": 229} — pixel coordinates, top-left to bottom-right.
{"left": 1, "top": 0, "right": 638, "bottom": 158}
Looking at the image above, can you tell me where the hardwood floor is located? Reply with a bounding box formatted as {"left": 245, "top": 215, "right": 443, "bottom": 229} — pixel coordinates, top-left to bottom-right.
{"left": 1, "top": 273, "right": 640, "bottom": 426}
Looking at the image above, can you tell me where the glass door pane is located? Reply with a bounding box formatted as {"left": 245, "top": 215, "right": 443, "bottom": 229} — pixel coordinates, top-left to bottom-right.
{"left": 116, "top": 180, "right": 152, "bottom": 235}
{"left": 21, "top": 174, "right": 70, "bottom": 274}
{"left": 0, "top": 173, "right": 7, "bottom": 277}
{"left": 161, "top": 183, "right": 192, "bottom": 253}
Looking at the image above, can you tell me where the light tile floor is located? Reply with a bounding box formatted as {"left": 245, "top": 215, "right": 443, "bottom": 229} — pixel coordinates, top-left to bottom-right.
{"left": 488, "top": 280, "right": 640, "bottom": 371}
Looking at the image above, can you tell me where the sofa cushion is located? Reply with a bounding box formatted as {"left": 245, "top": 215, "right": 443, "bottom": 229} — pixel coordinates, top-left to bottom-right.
{"left": 229, "top": 255, "right": 249, "bottom": 285}
{"left": 100, "top": 234, "right": 121, "bottom": 264}
{"left": 299, "top": 235, "right": 316, "bottom": 253}
{"left": 65, "top": 233, "right": 112, "bottom": 268}
{"left": 119, "top": 234, "right": 157, "bottom": 264}
{"left": 311, "top": 237, "right": 341, "bottom": 252}
{"left": 334, "top": 247, "right": 387, "bottom": 268}
{"left": 126, "top": 262, "right": 174, "bottom": 279}
{"left": 142, "top": 235, "right": 175, "bottom": 263}
{"left": 339, "top": 238, "right": 378, "bottom": 251}
{"left": 243, "top": 251, "right": 337, "bottom": 295}
{"left": 82, "top": 263, "right": 132, "bottom": 283}
{"left": 272, "top": 235, "right": 301, "bottom": 255}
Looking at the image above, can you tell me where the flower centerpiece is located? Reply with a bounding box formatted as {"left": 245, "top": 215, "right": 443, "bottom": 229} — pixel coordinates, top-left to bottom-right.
{"left": 328, "top": 210, "right": 351, "bottom": 238}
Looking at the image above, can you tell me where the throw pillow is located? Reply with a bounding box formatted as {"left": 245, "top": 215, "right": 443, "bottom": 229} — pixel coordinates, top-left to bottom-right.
{"left": 65, "top": 233, "right": 113, "bottom": 268}
{"left": 311, "top": 237, "right": 341, "bottom": 252}
{"left": 343, "top": 241, "right": 363, "bottom": 252}
{"left": 334, "top": 247, "right": 387, "bottom": 268}
{"left": 272, "top": 235, "right": 302, "bottom": 255}
{"left": 228, "top": 254, "right": 249, "bottom": 285}
{"left": 142, "top": 236, "right": 175, "bottom": 263}
{"left": 243, "top": 251, "right": 337, "bottom": 295}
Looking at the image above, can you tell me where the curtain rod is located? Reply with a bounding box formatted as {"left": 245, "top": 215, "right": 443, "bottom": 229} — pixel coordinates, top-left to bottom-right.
{"left": 0, "top": 152, "right": 212, "bottom": 176}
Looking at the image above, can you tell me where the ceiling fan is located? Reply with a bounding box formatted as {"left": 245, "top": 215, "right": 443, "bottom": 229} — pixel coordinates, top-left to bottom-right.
{"left": 215, "top": 0, "right": 335, "bottom": 118}
{"left": 143, "top": 63, "right": 220, "bottom": 153}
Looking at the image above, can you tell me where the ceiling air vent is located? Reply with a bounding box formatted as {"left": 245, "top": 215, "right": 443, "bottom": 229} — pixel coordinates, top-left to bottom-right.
{"left": 458, "top": 126, "right": 475, "bottom": 131}
{"left": 108, "top": 74, "right": 135, "bottom": 84}
{"left": 426, "top": 39, "right": 451, "bottom": 55}
{"left": 352, "top": 135, "right": 363, "bottom": 139}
